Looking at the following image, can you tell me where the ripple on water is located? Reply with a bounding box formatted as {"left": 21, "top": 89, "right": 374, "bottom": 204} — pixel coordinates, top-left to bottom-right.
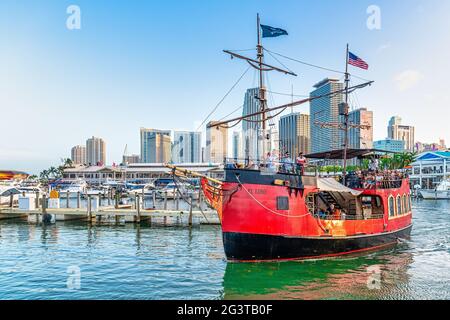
{"left": 0, "top": 200, "right": 449, "bottom": 299}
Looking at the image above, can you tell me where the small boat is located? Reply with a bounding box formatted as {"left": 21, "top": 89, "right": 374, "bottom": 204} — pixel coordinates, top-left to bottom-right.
{"left": 127, "top": 183, "right": 156, "bottom": 199}
{"left": 0, "top": 186, "right": 22, "bottom": 206}
{"left": 419, "top": 180, "right": 450, "bottom": 200}
{"left": 51, "top": 179, "right": 87, "bottom": 198}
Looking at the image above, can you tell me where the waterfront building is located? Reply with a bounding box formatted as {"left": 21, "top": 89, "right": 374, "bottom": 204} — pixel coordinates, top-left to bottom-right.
{"left": 409, "top": 151, "right": 450, "bottom": 189}
{"left": 172, "top": 131, "right": 202, "bottom": 163}
{"left": 388, "top": 116, "right": 415, "bottom": 152}
{"left": 86, "top": 136, "right": 106, "bottom": 166}
{"left": 206, "top": 121, "right": 228, "bottom": 163}
{"left": 279, "top": 113, "right": 310, "bottom": 158}
{"left": 71, "top": 145, "right": 86, "bottom": 165}
{"left": 373, "top": 139, "right": 405, "bottom": 153}
{"left": 242, "top": 88, "right": 261, "bottom": 161}
{"left": 348, "top": 108, "right": 373, "bottom": 149}
{"left": 63, "top": 163, "right": 222, "bottom": 183}
{"left": 310, "top": 78, "right": 344, "bottom": 153}
{"left": 232, "top": 131, "right": 243, "bottom": 160}
{"left": 122, "top": 154, "right": 140, "bottom": 165}
{"left": 140, "top": 128, "right": 172, "bottom": 163}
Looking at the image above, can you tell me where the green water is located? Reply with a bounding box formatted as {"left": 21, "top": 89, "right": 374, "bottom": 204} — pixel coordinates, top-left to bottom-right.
{"left": 0, "top": 200, "right": 448, "bottom": 300}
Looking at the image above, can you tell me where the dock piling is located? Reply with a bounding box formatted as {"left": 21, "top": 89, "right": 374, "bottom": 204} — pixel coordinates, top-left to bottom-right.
{"left": 66, "top": 191, "right": 70, "bottom": 208}
{"left": 35, "top": 191, "right": 40, "bottom": 209}
{"left": 164, "top": 191, "right": 168, "bottom": 210}
{"left": 189, "top": 195, "right": 193, "bottom": 226}
{"left": 9, "top": 194, "right": 13, "bottom": 208}
{"left": 175, "top": 191, "right": 179, "bottom": 210}
{"left": 87, "top": 195, "right": 92, "bottom": 221}
{"left": 77, "top": 192, "right": 81, "bottom": 209}
{"left": 136, "top": 195, "right": 141, "bottom": 223}
{"left": 152, "top": 191, "right": 156, "bottom": 209}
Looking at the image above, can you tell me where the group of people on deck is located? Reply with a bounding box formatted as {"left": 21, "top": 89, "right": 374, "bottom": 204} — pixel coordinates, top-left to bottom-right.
{"left": 344, "top": 161, "right": 405, "bottom": 190}
{"left": 268, "top": 151, "right": 308, "bottom": 175}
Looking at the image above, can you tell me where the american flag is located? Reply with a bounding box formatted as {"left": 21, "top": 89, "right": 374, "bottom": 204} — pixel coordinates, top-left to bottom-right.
{"left": 348, "top": 52, "right": 369, "bottom": 70}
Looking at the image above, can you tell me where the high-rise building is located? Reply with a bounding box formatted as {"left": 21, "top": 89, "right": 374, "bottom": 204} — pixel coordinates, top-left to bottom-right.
{"left": 71, "top": 145, "right": 86, "bottom": 165}
{"left": 279, "top": 113, "right": 310, "bottom": 158}
{"left": 387, "top": 116, "right": 415, "bottom": 152}
{"left": 310, "top": 78, "right": 344, "bottom": 153}
{"left": 206, "top": 121, "right": 228, "bottom": 163}
{"left": 86, "top": 137, "right": 106, "bottom": 166}
{"left": 374, "top": 139, "right": 405, "bottom": 153}
{"left": 140, "top": 128, "right": 172, "bottom": 163}
{"left": 172, "top": 131, "right": 202, "bottom": 163}
{"left": 348, "top": 108, "right": 373, "bottom": 149}
{"left": 242, "top": 88, "right": 261, "bottom": 161}
{"left": 232, "top": 131, "right": 242, "bottom": 160}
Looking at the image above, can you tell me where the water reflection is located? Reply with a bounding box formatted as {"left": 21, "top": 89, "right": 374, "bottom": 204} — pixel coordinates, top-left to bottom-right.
{"left": 223, "top": 247, "right": 414, "bottom": 300}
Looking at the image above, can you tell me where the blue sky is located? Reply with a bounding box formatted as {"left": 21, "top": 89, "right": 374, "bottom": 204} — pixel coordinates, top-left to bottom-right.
{"left": 1, "top": 0, "right": 449, "bottom": 173}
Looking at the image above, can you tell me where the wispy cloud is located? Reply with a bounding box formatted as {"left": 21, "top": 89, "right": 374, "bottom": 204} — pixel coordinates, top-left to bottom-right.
{"left": 393, "top": 70, "right": 423, "bottom": 91}
{"left": 376, "top": 43, "right": 391, "bottom": 54}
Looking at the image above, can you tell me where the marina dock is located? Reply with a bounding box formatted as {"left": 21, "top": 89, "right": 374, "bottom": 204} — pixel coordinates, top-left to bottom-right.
{"left": 0, "top": 192, "right": 220, "bottom": 226}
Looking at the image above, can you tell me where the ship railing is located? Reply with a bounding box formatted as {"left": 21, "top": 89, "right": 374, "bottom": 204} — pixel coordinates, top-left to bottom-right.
{"left": 313, "top": 213, "right": 385, "bottom": 221}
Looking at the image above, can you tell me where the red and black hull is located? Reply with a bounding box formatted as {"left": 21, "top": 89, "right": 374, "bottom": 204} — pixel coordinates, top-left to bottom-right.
{"left": 202, "top": 168, "right": 413, "bottom": 262}
{"left": 224, "top": 225, "right": 412, "bottom": 262}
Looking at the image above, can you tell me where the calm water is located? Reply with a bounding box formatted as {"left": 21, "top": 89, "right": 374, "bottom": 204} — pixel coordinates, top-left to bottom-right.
{"left": 0, "top": 200, "right": 449, "bottom": 300}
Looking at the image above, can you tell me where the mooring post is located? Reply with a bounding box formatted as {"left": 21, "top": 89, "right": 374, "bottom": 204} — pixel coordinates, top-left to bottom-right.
{"left": 77, "top": 192, "right": 81, "bottom": 209}
{"left": 66, "top": 190, "right": 70, "bottom": 208}
{"left": 107, "top": 189, "right": 111, "bottom": 206}
{"left": 198, "top": 188, "right": 202, "bottom": 211}
{"left": 152, "top": 191, "right": 156, "bottom": 209}
{"left": 136, "top": 195, "right": 141, "bottom": 223}
{"left": 9, "top": 194, "right": 13, "bottom": 208}
{"left": 35, "top": 191, "right": 40, "bottom": 209}
{"left": 164, "top": 191, "right": 168, "bottom": 210}
{"left": 87, "top": 195, "right": 92, "bottom": 221}
{"left": 41, "top": 193, "right": 47, "bottom": 223}
{"left": 175, "top": 191, "right": 179, "bottom": 210}
{"left": 188, "top": 195, "right": 193, "bottom": 226}
{"left": 115, "top": 191, "right": 119, "bottom": 209}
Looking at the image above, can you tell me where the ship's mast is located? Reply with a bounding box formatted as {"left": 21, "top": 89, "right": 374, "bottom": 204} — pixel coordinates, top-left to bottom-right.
{"left": 257, "top": 13, "right": 267, "bottom": 163}
{"left": 342, "top": 44, "right": 350, "bottom": 184}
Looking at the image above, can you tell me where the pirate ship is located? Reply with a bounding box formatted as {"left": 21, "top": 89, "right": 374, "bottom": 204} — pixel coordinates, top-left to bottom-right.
{"left": 171, "top": 14, "right": 412, "bottom": 262}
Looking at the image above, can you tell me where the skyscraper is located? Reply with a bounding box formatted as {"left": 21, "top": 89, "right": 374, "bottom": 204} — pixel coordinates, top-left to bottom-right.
{"left": 71, "top": 145, "right": 86, "bottom": 165}
{"left": 140, "top": 128, "right": 172, "bottom": 163}
{"left": 172, "top": 131, "right": 202, "bottom": 163}
{"left": 242, "top": 88, "right": 261, "bottom": 161}
{"left": 86, "top": 137, "right": 106, "bottom": 166}
{"left": 206, "top": 121, "right": 228, "bottom": 163}
{"left": 348, "top": 108, "right": 373, "bottom": 149}
{"left": 387, "top": 116, "right": 415, "bottom": 152}
{"left": 232, "top": 131, "right": 242, "bottom": 160}
{"left": 310, "top": 78, "right": 344, "bottom": 153}
{"left": 279, "top": 113, "right": 310, "bottom": 157}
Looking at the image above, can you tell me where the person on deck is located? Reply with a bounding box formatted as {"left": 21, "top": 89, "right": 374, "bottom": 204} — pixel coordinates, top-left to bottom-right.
{"left": 281, "top": 152, "right": 293, "bottom": 173}
{"left": 296, "top": 152, "right": 307, "bottom": 176}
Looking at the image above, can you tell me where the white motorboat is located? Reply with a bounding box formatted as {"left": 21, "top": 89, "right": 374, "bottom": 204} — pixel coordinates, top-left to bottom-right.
{"left": 127, "top": 183, "right": 155, "bottom": 199}
{"left": 419, "top": 180, "right": 450, "bottom": 200}
{"left": 51, "top": 179, "right": 87, "bottom": 198}
{"left": 0, "top": 185, "right": 21, "bottom": 205}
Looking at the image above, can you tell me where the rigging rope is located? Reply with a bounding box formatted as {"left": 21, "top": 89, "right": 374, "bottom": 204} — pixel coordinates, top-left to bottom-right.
{"left": 196, "top": 66, "right": 251, "bottom": 131}
{"left": 264, "top": 48, "right": 373, "bottom": 83}
{"left": 235, "top": 175, "right": 312, "bottom": 219}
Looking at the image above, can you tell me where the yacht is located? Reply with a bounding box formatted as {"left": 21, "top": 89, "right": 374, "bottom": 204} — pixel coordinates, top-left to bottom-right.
{"left": 419, "top": 179, "right": 450, "bottom": 200}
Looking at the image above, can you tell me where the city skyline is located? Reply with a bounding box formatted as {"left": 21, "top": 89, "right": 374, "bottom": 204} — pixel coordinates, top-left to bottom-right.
{"left": 1, "top": 0, "right": 450, "bottom": 173}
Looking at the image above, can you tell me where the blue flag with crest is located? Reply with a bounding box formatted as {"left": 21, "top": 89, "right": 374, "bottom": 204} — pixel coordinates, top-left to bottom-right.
{"left": 260, "top": 24, "right": 288, "bottom": 38}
